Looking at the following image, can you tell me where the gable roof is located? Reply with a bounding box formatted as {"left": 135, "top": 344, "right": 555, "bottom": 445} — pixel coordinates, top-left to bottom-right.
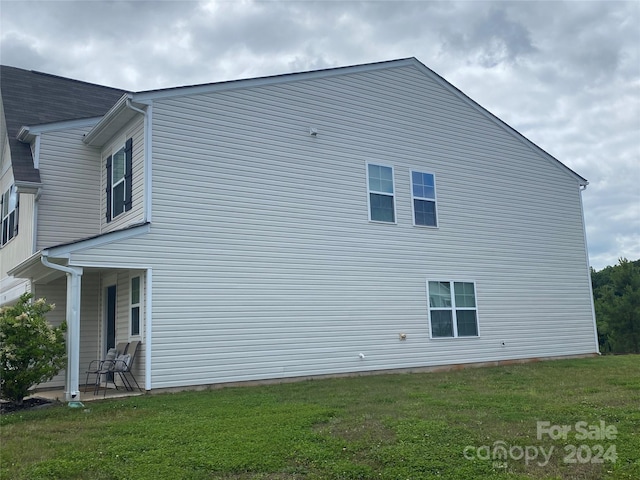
{"left": 2, "top": 59, "right": 587, "bottom": 187}
{"left": 0, "top": 65, "right": 127, "bottom": 183}
{"left": 86, "top": 57, "right": 587, "bottom": 186}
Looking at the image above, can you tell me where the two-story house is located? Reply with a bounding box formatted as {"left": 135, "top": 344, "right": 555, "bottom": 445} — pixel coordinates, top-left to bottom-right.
{"left": 1, "top": 58, "right": 599, "bottom": 402}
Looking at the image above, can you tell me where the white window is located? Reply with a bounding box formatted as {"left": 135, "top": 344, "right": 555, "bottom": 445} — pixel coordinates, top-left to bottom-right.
{"left": 106, "top": 138, "right": 132, "bottom": 222}
{"left": 427, "top": 281, "right": 479, "bottom": 338}
{"left": 367, "top": 163, "right": 396, "bottom": 223}
{"left": 411, "top": 171, "right": 437, "bottom": 227}
{"left": 112, "top": 146, "right": 127, "bottom": 217}
{"left": 1, "top": 185, "right": 18, "bottom": 246}
{"left": 130, "top": 276, "right": 141, "bottom": 337}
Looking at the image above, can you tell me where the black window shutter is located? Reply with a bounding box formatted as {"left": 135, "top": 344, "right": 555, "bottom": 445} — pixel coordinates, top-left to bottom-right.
{"left": 124, "top": 138, "right": 133, "bottom": 212}
{"left": 106, "top": 155, "right": 113, "bottom": 222}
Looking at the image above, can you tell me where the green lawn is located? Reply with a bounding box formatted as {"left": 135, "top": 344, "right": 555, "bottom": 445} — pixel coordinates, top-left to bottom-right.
{"left": 1, "top": 356, "right": 639, "bottom": 480}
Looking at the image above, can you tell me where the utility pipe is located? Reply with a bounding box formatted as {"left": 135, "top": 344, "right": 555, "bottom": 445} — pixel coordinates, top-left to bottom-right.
{"left": 125, "top": 99, "right": 152, "bottom": 223}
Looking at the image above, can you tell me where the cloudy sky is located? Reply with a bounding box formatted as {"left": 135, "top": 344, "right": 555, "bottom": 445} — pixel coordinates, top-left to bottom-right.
{"left": 1, "top": 0, "right": 638, "bottom": 270}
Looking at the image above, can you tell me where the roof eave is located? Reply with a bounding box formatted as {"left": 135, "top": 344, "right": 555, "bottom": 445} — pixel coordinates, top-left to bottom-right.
{"left": 15, "top": 180, "right": 43, "bottom": 193}
{"left": 407, "top": 59, "right": 589, "bottom": 187}
{"left": 83, "top": 94, "right": 146, "bottom": 147}
{"left": 17, "top": 126, "right": 35, "bottom": 143}
{"left": 132, "top": 57, "right": 417, "bottom": 102}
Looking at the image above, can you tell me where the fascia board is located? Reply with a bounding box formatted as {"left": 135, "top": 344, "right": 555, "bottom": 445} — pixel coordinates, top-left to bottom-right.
{"left": 15, "top": 180, "right": 43, "bottom": 193}
{"left": 7, "top": 250, "right": 44, "bottom": 277}
{"left": 17, "top": 117, "right": 103, "bottom": 143}
{"left": 44, "top": 222, "right": 150, "bottom": 257}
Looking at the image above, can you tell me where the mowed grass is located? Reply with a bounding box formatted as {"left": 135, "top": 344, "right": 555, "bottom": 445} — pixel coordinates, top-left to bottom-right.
{"left": 1, "top": 356, "right": 639, "bottom": 480}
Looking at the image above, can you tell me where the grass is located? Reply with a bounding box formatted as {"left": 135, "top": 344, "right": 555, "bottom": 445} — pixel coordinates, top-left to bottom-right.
{"left": 1, "top": 355, "right": 639, "bottom": 480}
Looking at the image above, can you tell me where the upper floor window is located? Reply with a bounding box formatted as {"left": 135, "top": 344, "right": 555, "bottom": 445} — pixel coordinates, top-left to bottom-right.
{"left": 1, "top": 185, "right": 18, "bottom": 246}
{"left": 367, "top": 163, "right": 396, "bottom": 223}
{"left": 106, "top": 138, "right": 133, "bottom": 222}
{"left": 411, "top": 171, "right": 437, "bottom": 227}
{"left": 427, "top": 281, "right": 479, "bottom": 338}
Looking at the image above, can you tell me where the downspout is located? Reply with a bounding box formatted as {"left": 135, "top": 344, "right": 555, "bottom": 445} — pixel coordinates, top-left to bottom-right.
{"left": 32, "top": 187, "right": 42, "bottom": 255}
{"left": 579, "top": 183, "right": 600, "bottom": 355}
{"left": 145, "top": 268, "right": 152, "bottom": 391}
{"left": 125, "top": 99, "right": 152, "bottom": 222}
{"left": 41, "top": 255, "right": 84, "bottom": 405}
{"left": 126, "top": 99, "right": 153, "bottom": 389}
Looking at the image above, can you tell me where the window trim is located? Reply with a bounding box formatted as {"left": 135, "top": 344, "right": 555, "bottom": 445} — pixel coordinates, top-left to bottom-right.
{"left": 130, "top": 274, "right": 142, "bottom": 338}
{"left": 410, "top": 169, "right": 438, "bottom": 228}
{"left": 426, "top": 280, "right": 480, "bottom": 339}
{"left": 105, "top": 137, "right": 133, "bottom": 223}
{"left": 366, "top": 162, "right": 397, "bottom": 224}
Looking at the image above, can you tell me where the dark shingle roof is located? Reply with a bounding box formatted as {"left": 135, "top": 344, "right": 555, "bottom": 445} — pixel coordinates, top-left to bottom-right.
{"left": 0, "top": 66, "right": 127, "bottom": 183}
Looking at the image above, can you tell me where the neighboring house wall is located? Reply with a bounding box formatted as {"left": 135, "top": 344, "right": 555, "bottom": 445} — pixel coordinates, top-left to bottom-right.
{"left": 0, "top": 190, "right": 34, "bottom": 278}
{"left": 67, "top": 64, "right": 596, "bottom": 390}
{"left": 100, "top": 116, "right": 145, "bottom": 234}
{"left": 0, "top": 161, "right": 34, "bottom": 303}
{"left": 36, "top": 126, "right": 101, "bottom": 250}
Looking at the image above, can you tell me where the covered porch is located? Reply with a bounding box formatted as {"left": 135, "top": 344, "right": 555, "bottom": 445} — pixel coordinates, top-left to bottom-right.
{"left": 8, "top": 240, "right": 151, "bottom": 403}
{"left": 28, "top": 384, "right": 145, "bottom": 403}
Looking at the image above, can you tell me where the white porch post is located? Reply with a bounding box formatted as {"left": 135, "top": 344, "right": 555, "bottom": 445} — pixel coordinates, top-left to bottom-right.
{"left": 65, "top": 268, "right": 83, "bottom": 402}
{"left": 41, "top": 257, "right": 83, "bottom": 403}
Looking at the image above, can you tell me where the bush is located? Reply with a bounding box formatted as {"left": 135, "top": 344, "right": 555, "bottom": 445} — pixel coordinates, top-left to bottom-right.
{"left": 0, "top": 293, "right": 67, "bottom": 405}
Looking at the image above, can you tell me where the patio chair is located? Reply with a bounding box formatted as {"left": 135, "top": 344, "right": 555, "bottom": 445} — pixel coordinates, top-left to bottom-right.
{"left": 84, "top": 342, "right": 129, "bottom": 393}
{"left": 97, "top": 340, "right": 142, "bottom": 396}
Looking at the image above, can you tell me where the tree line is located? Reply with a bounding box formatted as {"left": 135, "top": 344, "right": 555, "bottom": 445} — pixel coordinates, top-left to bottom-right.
{"left": 591, "top": 258, "right": 640, "bottom": 354}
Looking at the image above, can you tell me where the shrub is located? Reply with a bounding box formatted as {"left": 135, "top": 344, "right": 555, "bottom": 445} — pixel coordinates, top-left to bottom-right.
{"left": 0, "top": 293, "right": 67, "bottom": 405}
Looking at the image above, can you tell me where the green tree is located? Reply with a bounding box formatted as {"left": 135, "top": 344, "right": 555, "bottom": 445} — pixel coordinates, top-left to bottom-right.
{"left": 592, "top": 258, "right": 640, "bottom": 353}
{"left": 0, "top": 293, "right": 67, "bottom": 405}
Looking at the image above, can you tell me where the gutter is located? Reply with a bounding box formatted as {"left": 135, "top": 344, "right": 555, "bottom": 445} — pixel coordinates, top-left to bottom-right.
{"left": 82, "top": 94, "right": 131, "bottom": 146}
{"left": 40, "top": 255, "right": 84, "bottom": 405}
{"left": 125, "top": 100, "right": 154, "bottom": 388}
{"left": 125, "top": 99, "right": 153, "bottom": 223}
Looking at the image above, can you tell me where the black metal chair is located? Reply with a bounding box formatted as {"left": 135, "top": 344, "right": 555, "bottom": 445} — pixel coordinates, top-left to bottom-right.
{"left": 97, "top": 340, "right": 142, "bottom": 396}
{"left": 84, "top": 342, "right": 129, "bottom": 393}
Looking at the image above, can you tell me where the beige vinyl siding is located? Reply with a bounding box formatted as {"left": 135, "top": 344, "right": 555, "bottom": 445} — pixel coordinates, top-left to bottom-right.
{"left": 100, "top": 117, "right": 145, "bottom": 233}
{"left": 79, "top": 272, "right": 102, "bottom": 386}
{"left": 68, "top": 64, "right": 596, "bottom": 390}
{"left": 0, "top": 140, "right": 10, "bottom": 176}
{"left": 0, "top": 192, "right": 34, "bottom": 278}
{"left": 36, "top": 127, "right": 101, "bottom": 250}
{"left": 0, "top": 169, "right": 34, "bottom": 303}
{"left": 31, "top": 280, "right": 66, "bottom": 388}
{"left": 119, "top": 270, "right": 145, "bottom": 383}
{"left": 100, "top": 270, "right": 145, "bottom": 388}
{"left": 32, "top": 273, "right": 101, "bottom": 389}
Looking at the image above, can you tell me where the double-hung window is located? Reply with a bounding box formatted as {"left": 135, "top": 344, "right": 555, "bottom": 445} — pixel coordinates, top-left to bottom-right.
{"left": 427, "top": 281, "right": 479, "bottom": 338}
{"left": 411, "top": 171, "right": 437, "bottom": 227}
{"left": 130, "top": 276, "right": 141, "bottom": 337}
{"left": 367, "top": 163, "right": 396, "bottom": 223}
{"left": 106, "top": 138, "right": 133, "bottom": 222}
{"left": 1, "top": 185, "right": 18, "bottom": 246}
